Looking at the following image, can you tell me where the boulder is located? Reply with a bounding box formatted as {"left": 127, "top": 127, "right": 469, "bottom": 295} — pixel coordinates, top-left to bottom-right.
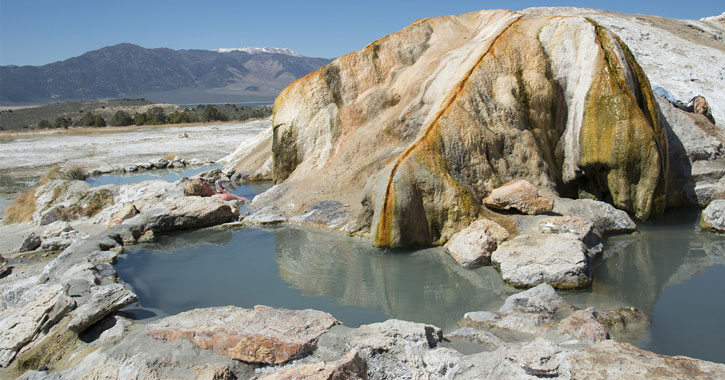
{"left": 444, "top": 219, "right": 509, "bottom": 267}
{"left": 701, "top": 199, "right": 725, "bottom": 232}
{"left": 148, "top": 306, "right": 340, "bottom": 364}
{"left": 258, "top": 11, "right": 666, "bottom": 247}
{"left": 499, "top": 283, "right": 575, "bottom": 315}
{"left": 552, "top": 198, "right": 636, "bottom": 235}
{"left": 491, "top": 233, "right": 592, "bottom": 289}
{"left": 134, "top": 196, "right": 237, "bottom": 233}
{"left": 67, "top": 284, "right": 138, "bottom": 333}
{"left": 18, "top": 232, "right": 41, "bottom": 252}
{"left": 483, "top": 180, "right": 554, "bottom": 215}
{"left": 40, "top": 230, "right": 89, "bottom": 252}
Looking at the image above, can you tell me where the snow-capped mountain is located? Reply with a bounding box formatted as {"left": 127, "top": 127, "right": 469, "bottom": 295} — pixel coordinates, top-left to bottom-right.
{"left": 215, "top": 47, "right": 303, "bottom": 57}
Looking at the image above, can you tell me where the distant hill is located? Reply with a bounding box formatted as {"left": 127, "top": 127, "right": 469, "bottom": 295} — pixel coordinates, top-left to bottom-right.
{"left": 0, "top": 43, "right": 331, "bottom": 105}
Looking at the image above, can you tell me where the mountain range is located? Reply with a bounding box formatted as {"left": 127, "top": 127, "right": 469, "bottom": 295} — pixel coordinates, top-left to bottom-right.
{"left": 0, "top": 43, "right": 331, "bottom": 105}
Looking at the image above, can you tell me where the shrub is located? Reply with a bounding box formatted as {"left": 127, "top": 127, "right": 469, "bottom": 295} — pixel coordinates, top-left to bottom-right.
{"left": 110, "top": 110, "right": 134, "bottom": 126}
{"left": 37, "top": 119, "right": 52, "bottom": 129}
{"left": 53, "top": 117, "right": 72, "bottom": 129}
{"left": 168, "top": 110, "right": 198, "bottom": 124}
{"left": 202, "top": 105, "right": 228, "bottom": 122}
{"left": 76, "top": 112, "right": 106, "bottom": 127}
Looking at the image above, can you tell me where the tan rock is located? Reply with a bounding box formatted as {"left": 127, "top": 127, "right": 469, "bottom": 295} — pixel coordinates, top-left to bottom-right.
{"left": 148, "top": 305, "right": 340, "bottom": 364}
{"left": 484, "top": 180, "right": 554, "bottom": 215}
{"left": 558, "top": 309, "right": 609, "bottom": 343}
{"left": 259, "top": 350, "right": 366, "bottom": 380}
{"left": 444, "top": 219, "right": 509, "bottom": 267}
{"left": 107, "top": 203, "right": 139, "bottom": 227}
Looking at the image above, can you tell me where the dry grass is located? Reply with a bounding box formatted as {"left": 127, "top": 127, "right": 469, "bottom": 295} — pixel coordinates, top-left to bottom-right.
{"left": 163, "top": 152, "right": 188, "bottom": 161}
{"left": 3, "top": 186, "right": 38, "bottom": 223}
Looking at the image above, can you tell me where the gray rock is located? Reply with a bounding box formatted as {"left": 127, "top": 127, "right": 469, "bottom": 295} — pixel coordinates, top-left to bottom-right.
{"left": 491, "top": 233, "right": 592, "bottom": 289}
{"left": 40, "top": 230, "right": 89, "bottom": 252}
{"left": 0, "top": 284, "right": 75, "bottom": 367}
{"left": 552, "top": 198, "right": 636, "bottom": 235}
{"left": 445, "top": 327, "right": 503, "bottom": 352}
{"left": 131, "top": 196, "right": 237, "bottom": 233}
{"left": 558, "top": 309, "right": 610, "bottom": 343}
{"left": 499, "top": 283, "right": 575, "bottom": 315}
{"left": 18, "top": 232, "right": 42, "bottom": 252}
{"left": 0, "top": 254, "right": 6, "bottom": 276}
{"left": 701, "top": 199, "right": 725, "bottom": 232}
{"left": 68, "top": 284, "right": 137, "bottom": 333}
{"left": 41, "top": 221, "right": 74, "bottom": 240}
{"left": 289, "top": 200, "right": 351, "bottom": 229}
{"left": 444, "top": 219, "right": 509, "bottom": 268}
{"left": 245, "top": 212, "right": 287, "bottom": 225}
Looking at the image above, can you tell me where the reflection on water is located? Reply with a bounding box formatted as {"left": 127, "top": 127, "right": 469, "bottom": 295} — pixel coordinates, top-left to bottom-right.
{"left": 561, "top": 208, "right": 725, "bottom": 362}
{"left": 86, "top": 165, "right": 221, "bottom": 187}
{"left": 116, "top": 225, "right": 518, "bottom": 330}
{"left": 115, "top": 208, "right": 725, "bottom": 362}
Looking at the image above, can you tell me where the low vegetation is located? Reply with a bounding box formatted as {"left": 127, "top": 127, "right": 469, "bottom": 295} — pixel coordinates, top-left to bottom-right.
{"left": 0, "top": 99, "right": 272, "bottom": 131}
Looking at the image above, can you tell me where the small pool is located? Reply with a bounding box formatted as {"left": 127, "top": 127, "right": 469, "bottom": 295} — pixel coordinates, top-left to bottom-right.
{"left": 114, "top": 208, "right": 725, "bottom": 363}
{"left": 86, "top": 165, "right": 221, "bottom": 187}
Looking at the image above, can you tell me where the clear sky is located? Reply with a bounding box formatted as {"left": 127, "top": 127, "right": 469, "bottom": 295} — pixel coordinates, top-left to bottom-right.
{"left": 1, "top": 0, "right": 722, "bottom": 66}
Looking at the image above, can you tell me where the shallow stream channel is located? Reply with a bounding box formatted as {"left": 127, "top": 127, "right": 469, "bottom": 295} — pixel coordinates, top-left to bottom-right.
{"left": 106, "top": 173, "right": 724, "bottom": 364}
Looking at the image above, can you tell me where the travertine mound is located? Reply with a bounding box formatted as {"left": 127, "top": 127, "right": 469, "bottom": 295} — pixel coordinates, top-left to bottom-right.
{"left": 262, "top": 10, "right": 666, "bottom": 247}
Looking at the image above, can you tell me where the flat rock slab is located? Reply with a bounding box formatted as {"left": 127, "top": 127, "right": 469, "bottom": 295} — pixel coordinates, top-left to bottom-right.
{"left": 491, "top": 233, "right": 592, "bottom": 289}
{"left": 552, "top": 198, "right": 636, "bottom": 235}
{"left": 148, "top": 305, "right": 340, "bottom": 364}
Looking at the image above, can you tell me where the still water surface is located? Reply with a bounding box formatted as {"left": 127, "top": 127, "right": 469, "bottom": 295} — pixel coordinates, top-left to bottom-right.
{"left": 115, "top": 208, "right": 725, "bottom": 363}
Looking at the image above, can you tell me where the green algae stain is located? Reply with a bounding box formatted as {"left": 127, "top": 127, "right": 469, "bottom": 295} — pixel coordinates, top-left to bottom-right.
{"left": 579, "top": 19, "right": 667, "bottom": 220}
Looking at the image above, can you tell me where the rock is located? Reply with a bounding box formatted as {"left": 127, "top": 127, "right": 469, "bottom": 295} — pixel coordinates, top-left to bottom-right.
{"left": 257, "top": 11, "right": 666, "bottom": 248}
{"left": 445, "top": 327, "right": 504, "bottom": 352}
{"left": 567, "top": 340, "right": 725, "bottom": 379}
{"left": 244, "top": 212, "right": 287, "bottom": 225}
{"left": 183, "top": 179, "right": 214, "bottom": 197}
{"left": 193, "top": 168, "right": 223, "bottom": 182}
{"left": 170, "top": 160, "right": 185, "bottom": 168}
{"left": 107, "top": 203, "right": 139, "bottom": 227}
{"left": 499, "top": 283, "right": 575, "bottom": 315}
{"left": 552, "top": 198, "right": 636, "bottom": 235}
{"left": 484, "top": 180, "right": 554, "bottom": 215}
{"left": 491, "top": 233, "right": 592, "bottom": 289}
{"left": 0, "top": 254, "right": 7, "bottom": 276}
{"left": 40, "top": 230, "right": 89, "bottom": 252}
{"left": 219, "top": 122, "right": 274, "bottom": 181}
{"left": 148, "top": 305, "right": 340, "bottom": 364}
{"left": 289, "top": 200, "right": 352, "bottom": 230}
{"left": 68, "top": 284, "right": 138, "bottom": 333}
{"left": 135, "top": 196, "right": 237, "bottom": 233}
{"left": 41, "top": 221, "right": 74, "bottom": 240}
{"left": 460, "top": 310, "right": 559, "bottom": 339}
{"left": 558, "top": 309, "right": 609, "bottom": 343}
{"left": 18, "top": 232, "right": 41, "bottom": 252}
{"left": 0, "top": 284, "right": 75, "bottom": 367}
{"left": 701, "top": 199, "right": 725, "bottom": 232}
{"left": 151, "top": 158, "right": 169, "bottom": 169}
{"left": 349, "top": 319, "right": 443, "bottom": 352}
{"left": 259, "top": 350, "right": 366, "bottom": 380}
{"left": 593, "top": 307, "right": 649, "bottom": 342}
{"left": 444, "top": 219, "right": 509, "bottom": 267}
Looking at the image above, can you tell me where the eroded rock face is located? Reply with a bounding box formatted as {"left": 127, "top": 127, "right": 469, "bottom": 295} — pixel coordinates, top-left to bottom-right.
{"left": 259, "top": 11, "right": 666, "bottom": 248}
{"left": 148, "top": 305, "right": 340, "bottom": 364}
{"left": 444, "top": 219, "right": 509, "bottom": 267}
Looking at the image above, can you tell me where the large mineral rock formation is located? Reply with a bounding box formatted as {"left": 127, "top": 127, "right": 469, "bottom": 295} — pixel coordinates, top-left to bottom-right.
{"left": 260, "top": 10, "right": 667, "bottom": 247}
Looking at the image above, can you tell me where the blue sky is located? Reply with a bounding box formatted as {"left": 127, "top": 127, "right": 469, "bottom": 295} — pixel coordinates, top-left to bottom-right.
{"left": 1, "top": 0, "right": 722, "bottom": 66}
